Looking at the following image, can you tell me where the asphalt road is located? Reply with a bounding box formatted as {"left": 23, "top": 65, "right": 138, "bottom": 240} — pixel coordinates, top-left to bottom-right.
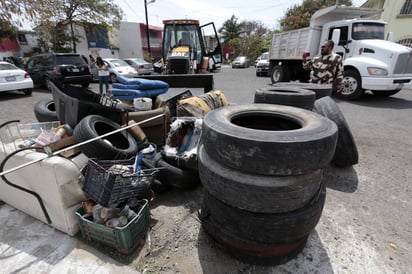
{"left": 0, "top": 66, "right": 411, "bottom": 272}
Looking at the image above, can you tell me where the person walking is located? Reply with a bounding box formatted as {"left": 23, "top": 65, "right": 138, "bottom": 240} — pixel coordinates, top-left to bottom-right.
{"left": 303, "top": 40, "right": 343, "bottom": 92}
{"left": 96, "top": 56, "right": 109, "bottom": 95}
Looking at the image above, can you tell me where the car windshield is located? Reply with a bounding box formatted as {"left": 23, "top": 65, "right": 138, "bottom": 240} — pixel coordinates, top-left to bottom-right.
{"left": 0, "top": 63, "right": 18, "bottom": 70}
{"left": 235, "top": 56, "right": 246, "bottom": 61}
{"left": 261, "top": 53, "right": 269, "bottom": 60}
{"left": 352, "top": 22, "right": 385, "bottom": 40}
{"left": 109, "top": 59, "right": 129, "bottom": 67}
{"left": 55, "top": 55, "right": 85, "bottom": 65}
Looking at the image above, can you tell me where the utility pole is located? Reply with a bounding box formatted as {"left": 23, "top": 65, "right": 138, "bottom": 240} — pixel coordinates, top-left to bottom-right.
{"left": 144, "top": 0, "right": 155, "bottom": 62}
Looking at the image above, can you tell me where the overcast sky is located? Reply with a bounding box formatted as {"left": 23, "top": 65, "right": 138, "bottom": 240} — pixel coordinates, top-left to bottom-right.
{"left": 116, "top": 0, "right": 367, "bottom": 29}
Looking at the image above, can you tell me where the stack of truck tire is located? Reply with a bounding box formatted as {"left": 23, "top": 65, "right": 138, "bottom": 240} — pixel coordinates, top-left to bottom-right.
{"left": 198, "top": 83, "right": 358, "bottom": 265}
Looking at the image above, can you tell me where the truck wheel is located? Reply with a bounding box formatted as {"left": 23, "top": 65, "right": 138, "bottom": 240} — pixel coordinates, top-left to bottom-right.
{"left": 371, "top": 90, "right": 401, "bottom": 97}
{"left": 314, "top": 96, "right": 359, "bottom": 167}
{"left": 334, "top": 69, "right": 364, "bottom": 100}
{"left": 202, "top": 104, "right": 338, "bottom": 176}
{"left": 34, "top": 98, "right": 58, "bottom": 122}
{"left": 254, "top": 86, "right": 316, "bottom": 110}
{"left": 73, "top": 114, "right": 138, "bottom": 159}
{"left": 271, "top": 66, "right": 290, "bottom": 83}
{"left": 198, "top": 145, "right": 322, "bottom": 213}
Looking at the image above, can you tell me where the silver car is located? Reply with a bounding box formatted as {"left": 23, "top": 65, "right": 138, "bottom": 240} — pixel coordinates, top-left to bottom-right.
{"left": 90, "top": 58, "right": 138, "bottom": 83}
{"left": 232, "top": 56, "right": 250, "bottom": 68}
{"left": 123, "top": 58, "right": 153, "bottom": 75}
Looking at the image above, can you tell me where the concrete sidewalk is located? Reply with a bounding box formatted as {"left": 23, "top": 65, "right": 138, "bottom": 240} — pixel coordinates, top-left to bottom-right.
{"left": 0, "top": 203, "right": 140, "bottom": 274}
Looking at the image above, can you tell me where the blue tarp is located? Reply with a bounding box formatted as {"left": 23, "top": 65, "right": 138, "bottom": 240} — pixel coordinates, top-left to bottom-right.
{"left": 110, "top": 87, "right": 168, "bottom": 101}
{"left": 110, "top": 75, "right": 169, "bottom": 101}
{"left": 115, "top": 75, "right": 169, "bottom": 90}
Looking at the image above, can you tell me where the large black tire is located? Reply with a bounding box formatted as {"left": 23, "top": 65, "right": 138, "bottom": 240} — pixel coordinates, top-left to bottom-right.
{"left": 153, "top": 152, "right": 200, "bottom": 189}
{"left": 271, "top": 82, "right": 332, "bottom": 99}
{"left": 314, "top": 96, "right": 359, "bottom": 167}
{"left": 334, "top": 69, "right": 364, "bottom": 100}
{"left": 198, "top": 145, "right": 322, "bottom": 213}
{"left": 202, "top": 104, "right": 338, "bottom": 176}
{"left": 34, "top": 98, "right": 59, "bottom": 122}
{"left": 73, "top": 115, "right": 138, "bottom": 159}
{"left": 271, "top": 65, "right": 290, "bottom": 83}
{"left": 199, "top": 185, "right": 325, "bottom": 245}
{"left": 371, "top": 90, "right": 401, "bottom": 97}
{"left": 254, "top": 86, "right": 316, "bottom": 110}
{"left": 201, "top": 221, "right": 308, "bottom": 266}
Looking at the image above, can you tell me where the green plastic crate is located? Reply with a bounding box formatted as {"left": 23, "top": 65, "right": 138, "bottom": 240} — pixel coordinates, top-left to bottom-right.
{"left": 75, "top": 199, "right": 149, "bottom": 254}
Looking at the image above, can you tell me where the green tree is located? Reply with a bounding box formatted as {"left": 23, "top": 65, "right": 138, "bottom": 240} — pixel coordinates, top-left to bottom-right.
{"left": 279, "top": 0, "right": 353, "bottom": 31}
{"left": 218, "top": 15, "right": 245, "bottom": 43}
{"left": 0, "top": 0, "right": 41, "bottom": 39}
{"left": 33, "top": 0, "right": 123, "bottom": 53}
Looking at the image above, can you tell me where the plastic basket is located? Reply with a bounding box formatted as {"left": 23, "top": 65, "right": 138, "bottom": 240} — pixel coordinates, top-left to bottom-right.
{"left": 75, "top": 199, "right": 149, "bottom": 254}
{"left": 82, "top": 158, "right": 157, "bottom": 207}
{"left": 0, "top": 121, "right": 60, "bottom": 151}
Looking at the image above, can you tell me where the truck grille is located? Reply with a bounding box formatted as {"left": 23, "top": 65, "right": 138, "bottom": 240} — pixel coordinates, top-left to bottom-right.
{"left": 393, "top": 52, "right": 412, "bottom": 74}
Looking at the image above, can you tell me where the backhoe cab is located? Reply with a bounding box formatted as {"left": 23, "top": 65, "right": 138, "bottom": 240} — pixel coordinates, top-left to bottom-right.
{"left": 161, "top": 19, "right": 222, "bottom": 74}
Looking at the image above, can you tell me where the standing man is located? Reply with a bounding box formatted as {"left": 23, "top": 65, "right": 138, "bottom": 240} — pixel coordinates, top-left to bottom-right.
{"left": 303, "top": 40, "right": 343, "bottom": 92}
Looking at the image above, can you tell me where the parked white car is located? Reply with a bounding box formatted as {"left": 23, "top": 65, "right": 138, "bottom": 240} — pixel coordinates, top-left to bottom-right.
{"left": 256, "top": 52, "right": 269, "bottom": 77}
{"left": 0, "top": 61, "right": 33, "bottom": 95}
{"left": 90, "top": 58, "right": 138, "bottom": 83}
{"left": 123, "top": 58, "right": 153, "bottom": 75}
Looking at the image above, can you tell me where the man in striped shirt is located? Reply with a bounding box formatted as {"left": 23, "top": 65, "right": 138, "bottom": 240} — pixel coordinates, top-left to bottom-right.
{"left": 303, "top": 40, "right": 343, "bottom": 92}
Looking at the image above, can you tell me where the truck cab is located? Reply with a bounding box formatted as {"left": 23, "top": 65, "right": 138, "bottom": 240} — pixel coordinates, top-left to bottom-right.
{"left": 322, "top": 19, "right": 412, "bottom": 100}
{"left": 268, "top": 5, "right": 412, "bottom": 100}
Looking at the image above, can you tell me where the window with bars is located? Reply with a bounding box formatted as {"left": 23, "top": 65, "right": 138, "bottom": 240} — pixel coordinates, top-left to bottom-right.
{"left": 397, "top": 38, "right": 412, "bottom": 48}
{"left": 400, "top": 0, "right": 412, "bottom": 14}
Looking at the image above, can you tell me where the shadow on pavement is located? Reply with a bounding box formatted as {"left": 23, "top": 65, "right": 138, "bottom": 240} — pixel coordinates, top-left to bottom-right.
{"left": 323, "top": 164, "right": 359, "bottom": 193}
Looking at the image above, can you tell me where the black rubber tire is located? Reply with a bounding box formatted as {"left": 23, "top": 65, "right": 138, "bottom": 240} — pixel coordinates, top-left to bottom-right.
{"left": 371, "top": 90, "right": 401, "bottom": 97}
{"left": 199, "top": 185, "right": 325, "bottom": 245}
{"left": 153, "top": 152, "right": 200, "bottom": 189}
{"left": 314, "top": 96, "right": 359, "bottom": 167}
{"left": 34, "top": 98, "right": 59, "bottom": 122}
{"left": 73, "top": 115, "right": 138, "bottom": 159}
{"left": 81, "top": 82, "right": 90, "bottom": 88}
{"left": 201, "top": 221, "right": 308, "bottom": 266}
{"left": 254, "top": 86, "right": 316, "bottom": 110}
{"left": 198, "top": 145, "right": 322, "bottom": 213}
{"left": 334, "top": 69, "right": 364, "bottom": 100}
{"left": 24, "top": 89, "right": 33, "bottom": 96}
{"left": 271, "top": 82, "right": 332, "bottom": 99}
{"left": 202, "top": 104, "right": 338, "bottom": 176}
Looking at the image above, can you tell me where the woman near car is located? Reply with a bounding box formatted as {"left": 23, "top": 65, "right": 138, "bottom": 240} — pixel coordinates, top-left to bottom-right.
{"left": 96, "top": 56, "right": 109, "bottom": 94}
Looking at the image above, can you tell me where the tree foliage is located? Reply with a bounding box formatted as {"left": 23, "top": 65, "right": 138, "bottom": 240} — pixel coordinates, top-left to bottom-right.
{"left": 218, "top": 15, "right": 245, "bottom": 43}
{"left": 279, "top": 0, "right": 353, "bottom": 31}
{"left": 0, "top": 0, "right": 123, "bottom": 52}
{"left": 33, "top": 0, "right": 123, "bottom": 52}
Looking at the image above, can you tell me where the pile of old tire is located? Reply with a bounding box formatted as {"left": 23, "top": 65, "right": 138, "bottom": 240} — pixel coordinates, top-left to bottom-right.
{"left": 313, "top": 96, "right": 359, "bottom": 167}
{"left": 198, "top": 104, "right": 338, "bottom": 265}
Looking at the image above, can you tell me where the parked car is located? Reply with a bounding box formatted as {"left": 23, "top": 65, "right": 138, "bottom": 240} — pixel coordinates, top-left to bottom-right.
{"left": 0, "top": 61, "right": 33, "bottom": 95}
{"left": 232, "top": 56, "right": 250, "bottom": 68}
{"left": 256, "top": 52, "right": 270, "bottom": 77}
{"left": 25, "top": 53, "right": 91, "bottom": 90}
{"left": 90, "top": 58, "right": 138, "bottom": 83}
{"left": 123, "top": 58, "right": 153, "bottom": 75}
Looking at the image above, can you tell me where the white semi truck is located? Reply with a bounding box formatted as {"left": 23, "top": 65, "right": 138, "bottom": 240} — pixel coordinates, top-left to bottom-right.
{"left": 269, "top": 5, "right": 412, "bottom": 100}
